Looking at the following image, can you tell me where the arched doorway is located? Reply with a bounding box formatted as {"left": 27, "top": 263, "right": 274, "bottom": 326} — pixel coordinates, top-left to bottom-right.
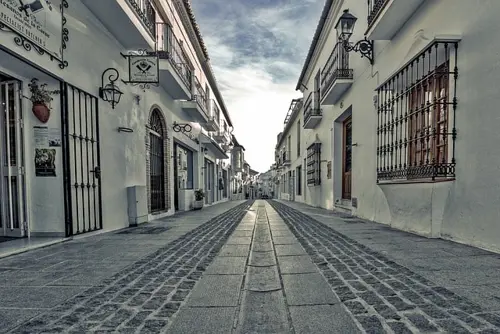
{"left": 148, "top": 109, "right": 167, "bottom": 212}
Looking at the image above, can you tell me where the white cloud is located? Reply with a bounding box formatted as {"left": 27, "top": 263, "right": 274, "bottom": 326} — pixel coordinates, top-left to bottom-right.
{"left": 191, "top": 0, "right": 323, "bottom": 172}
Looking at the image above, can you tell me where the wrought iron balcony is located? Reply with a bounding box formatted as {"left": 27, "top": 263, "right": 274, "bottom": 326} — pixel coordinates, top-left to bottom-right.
{"left": 303, "top": 92, "right": 322, "bottom": 129}
{"left": 366, "top": 0, "right": 426, "bottom": 40}
{"left": 156, "top": 23, "right": 193, "bottom": 98}
{"left": 367, "top": 0, "right": 388, "bottom": 30}
{"left": 126, "top": 0, "right": 156, "bottom": 37}
{"left": 282, "top": 151, "right": 291, "bottom": 166}
{"left": 206, "top": 99, "right": 220, "bottom": 132}
{"left": 181, "top": 76, "right": 209, "bottom": 124}
{"left": 81, "top": 0, "right": 156, "bottom": 48}
{"left": 320, "top": 42, "right": 353, "bottom": 105}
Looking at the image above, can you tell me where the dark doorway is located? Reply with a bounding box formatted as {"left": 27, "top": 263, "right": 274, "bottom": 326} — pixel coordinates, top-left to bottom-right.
{"left": 149, "top": 109, "right": 166, "bottom": 212}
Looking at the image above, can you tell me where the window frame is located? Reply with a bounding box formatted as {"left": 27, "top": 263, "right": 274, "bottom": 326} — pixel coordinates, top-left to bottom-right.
{"left": 176, "top": 144, "right": 194, "bottom": 189}
{"left": 306, "top": 142, "right": 321, "bottom": 186}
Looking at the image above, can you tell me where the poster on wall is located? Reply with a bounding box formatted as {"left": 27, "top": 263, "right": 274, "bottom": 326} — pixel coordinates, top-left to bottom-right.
{"left": 34, "top": 126, "right": 49, "bottom": 148}
{"left": 35, "top": 148, "right": 56, "bottom": 177}
{"left": 0, "top": 0, "right": 65, "bottom": 61}
{"left": 49, "top": 128, "right": 61, "bottom": 147}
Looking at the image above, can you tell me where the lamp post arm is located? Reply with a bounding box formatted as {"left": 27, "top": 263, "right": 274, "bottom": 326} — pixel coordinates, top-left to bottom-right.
{"left": 342, "top": 37, "right": 374, "bottom": 65}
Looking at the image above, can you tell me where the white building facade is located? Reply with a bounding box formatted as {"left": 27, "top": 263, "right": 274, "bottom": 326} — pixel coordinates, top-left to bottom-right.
{"left": 0, "top": 0, "right": 239, "bottom": 241}
{"left": 275, "top": 0, "right": 500, "bottom": 253}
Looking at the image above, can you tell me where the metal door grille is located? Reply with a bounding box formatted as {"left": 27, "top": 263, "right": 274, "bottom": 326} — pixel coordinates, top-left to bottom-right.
{"left": 149, "top": 109, "right": 165, "bottom": 212}
{"left": 62, "top": 83, "right": 103, "bottom": 237}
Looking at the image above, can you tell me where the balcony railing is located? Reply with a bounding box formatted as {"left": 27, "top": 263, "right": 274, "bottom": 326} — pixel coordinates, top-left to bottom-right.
{"left": 211, "top": 99, "right": 221, "bottom": 124}
{"left": 156, "top": 23, "right": 193, "bottom": 92}
{"left": 193, "top": 77, "right": 208, "bottom": 116}
{"left": 320, "top": 42, "right": 353, "bottom": 96}
{"left": 282, "top": 151, "right": 291, "bottom": 163}
{"left": 304, "top": 92, "right": 321, "bottom": 121}
{"left": 126, "top": 0, "right": 156, "bottom": 37}
{"left": 367, "top": 0, "right": 389, "bottom": 29}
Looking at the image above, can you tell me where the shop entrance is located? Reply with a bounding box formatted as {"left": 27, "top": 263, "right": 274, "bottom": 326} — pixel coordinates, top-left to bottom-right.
{"left": 0, "top": 78, "right": 27, "bottom": 238}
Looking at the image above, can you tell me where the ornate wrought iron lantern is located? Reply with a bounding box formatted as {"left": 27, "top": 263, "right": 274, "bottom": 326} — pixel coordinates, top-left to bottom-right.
{"left": 99, "top": 68, "right": 123, "bottom": 109}
{"left": 335, "top": 9, "right": 374, "bottom": 65}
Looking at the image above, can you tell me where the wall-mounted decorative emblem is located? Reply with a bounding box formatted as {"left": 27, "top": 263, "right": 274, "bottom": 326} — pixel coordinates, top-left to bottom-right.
{"left": 121, "top": 49, "right": 159, "bottom": 90}
{"left": 99, "top": 68, "right": 123, "bottom": 109}
{"left": 26, "top": 78, "right": 60, "bottom": 123}
{"left": 0, "top": 0, "right": 69, "bottom": 69}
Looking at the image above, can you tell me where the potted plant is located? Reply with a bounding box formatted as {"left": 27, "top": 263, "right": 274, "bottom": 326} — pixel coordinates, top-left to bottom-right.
{"left": 193, "top": 189, "right": 205, "bottom": 210}
{"left": 27, "top": 78, "right": 60, "bottom": 123}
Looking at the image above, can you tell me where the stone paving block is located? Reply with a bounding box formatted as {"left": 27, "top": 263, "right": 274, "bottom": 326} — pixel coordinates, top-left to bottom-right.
{"left": 289, "top": 304, "right": 361, "bottom": 334}
{"left": 205, "top": 257, "right": 247, "bottom": 275}
{"left": 235, "top": 225, "right": 254, "bottom": 231}
{"left": 248, "top": 251, "right": 276, "bottom": 267}
{"left": 226, "top": 237, "right": 252, "bottom": 245}
{"left": 247, "top": 266, "right": 281, "bottom": 292}
{"left": 231, "top": 230, "right": 253, "bottom": 238}
{"left": 237, "top": 290, "right": 289, "bottom": 333}
{"left": 269, "top": 225, "right": 289, "bottom": 231}
{"left": 0, "top": 286, "right": 86, "bottom": 308}
{"left": 186, "top": 275, "right": 243, "bottom": 307}
{"left": 219, "top": 244, "right": 250, "bottom": 257}
{"left": 282, "top": 273, "right": 339, "bottom": 305}
{"left": 252, "top": 242, "right": 273, "bottom": 252}
{"left": 0, "top": 308, "right": 45, "bottom": 332}
{"left": 275, "top": 244, "right": 306, "bottom": 256}
{"left": 278, "top": 256, "right": 318, "bottom": 274}
{"left": 271, "top": 230, "right": 294, "bottom": 237}
{"left": 272, "top": 237, "right": 299, "bottom": 245}
{"left": 167, "top": 307, "right": 236, "bottom": 334}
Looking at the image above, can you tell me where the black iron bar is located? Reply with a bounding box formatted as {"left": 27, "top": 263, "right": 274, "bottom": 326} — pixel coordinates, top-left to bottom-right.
{"left": 72, "top": 86, "right": 80, "bottom": 234}
{"left": 84, "top": 92, "right": 91, "bottom": 232}
{"left": 90, "top": 94, "right": 97, "bottom": 231}
{"left": 78, "top": 90, "right": 86, "bottom": 233}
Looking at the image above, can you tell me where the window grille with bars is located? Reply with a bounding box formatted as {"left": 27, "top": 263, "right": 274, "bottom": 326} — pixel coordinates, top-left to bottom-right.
{"left": 307, "top": 142, "right": 321, "bottom": 186}
{"left": 376, "top": 41, "right": 458, "bottom": 182}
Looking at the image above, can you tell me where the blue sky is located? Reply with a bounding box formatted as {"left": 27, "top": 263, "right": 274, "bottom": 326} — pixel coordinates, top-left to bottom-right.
{"left": 191, "top": 0, "right": 323, "bottom": 173}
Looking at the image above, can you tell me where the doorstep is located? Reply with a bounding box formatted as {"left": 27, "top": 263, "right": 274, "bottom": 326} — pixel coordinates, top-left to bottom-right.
{"left": 0, "top": 236, "right": 69, "bottom": 260}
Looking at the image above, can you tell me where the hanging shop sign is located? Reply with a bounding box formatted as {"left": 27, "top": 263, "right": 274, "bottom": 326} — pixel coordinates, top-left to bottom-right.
{"left": 0, "top": 0, "right": 69, "bottom": 69}
{"left": 121, "top": 49, "right": 159, "bottom": 90}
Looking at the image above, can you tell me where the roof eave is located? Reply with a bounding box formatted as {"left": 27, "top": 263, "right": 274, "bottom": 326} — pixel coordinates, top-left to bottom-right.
{"left": 295, "top": 0, "right": 335, "bottom": 91}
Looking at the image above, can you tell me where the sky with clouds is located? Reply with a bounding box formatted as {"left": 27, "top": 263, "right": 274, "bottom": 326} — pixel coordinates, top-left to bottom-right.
{"left": 190, "top": 0, "right": 324, "bottom": 173}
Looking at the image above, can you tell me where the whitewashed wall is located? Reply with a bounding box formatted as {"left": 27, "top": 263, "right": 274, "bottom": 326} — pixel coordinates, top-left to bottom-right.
{"left": 294, "top": 0, "right": 500, "bottom": 252}
{"left": 0, "top": 0, "right": 229, "bottom": 235}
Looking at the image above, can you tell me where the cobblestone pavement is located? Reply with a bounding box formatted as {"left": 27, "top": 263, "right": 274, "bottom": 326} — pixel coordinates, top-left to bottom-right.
{"left": 268, "top": 200, "right": 500, "bottom": 334}
{"left": 4, "top": 200, "right": 253, "bottom": 334}
{"left": 165, "top": 200, "right": 360, "bottom": 334}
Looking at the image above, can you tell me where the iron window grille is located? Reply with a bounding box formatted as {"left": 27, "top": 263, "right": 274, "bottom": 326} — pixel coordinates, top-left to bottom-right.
{"left": 306, "top": 142, "right": 321, "bottom": 186}
{"left": 303, "top": 91, "right": 322, "bottom": 124}
{"left": 320, "top": 42, "right": 353, "bottom": 98}
{"left": 367, "top": 0, "right": 389, "bottom": 30}
{"left": 376, "top": 40, "right": 459, "bottom": 182}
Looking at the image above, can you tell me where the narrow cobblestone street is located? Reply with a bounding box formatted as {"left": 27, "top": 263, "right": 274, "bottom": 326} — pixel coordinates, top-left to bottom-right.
{"left": 1, "top": 200, "right": 500, "bottom": 333}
